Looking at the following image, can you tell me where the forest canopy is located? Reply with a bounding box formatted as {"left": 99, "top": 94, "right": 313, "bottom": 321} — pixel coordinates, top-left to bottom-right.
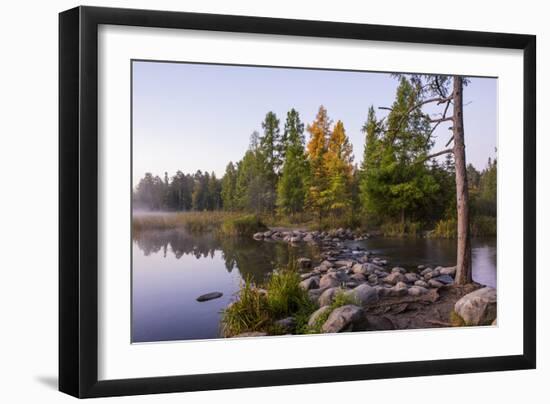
{"left": 133, "top": 77, "right": 496, "bottom": 235}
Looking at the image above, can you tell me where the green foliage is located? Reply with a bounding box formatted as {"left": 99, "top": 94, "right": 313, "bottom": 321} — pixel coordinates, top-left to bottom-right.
{"left": 358, "top": 78, "right": 442, "bottom": 226}
{"left": 431, "top": 216, "right": 496, "bottom": 238}
{"left": 277, "top": 109, "right": 310, "bottom": 214}
{"left": 221, "top": 264, "right": 317, "bottom": 337}
{"left": 221, "top": 214, "right": 267, "bottom": 237}
{"left": 134, "top": 88, "right": 496, "bottom": 239}
{"left": 266, "top": 267, "right": 315, "bottom": 320}
{"left": 221, "top": 162, "right": 238, "bottom": 211}
{"left": 234, "top": 134, "right": 277, "bottom": 213}
{"left": 380, "top": 220, "right": 422, "bottom": 237}
{"left": 221, "top": 278, "right": 271, "bottom": 337}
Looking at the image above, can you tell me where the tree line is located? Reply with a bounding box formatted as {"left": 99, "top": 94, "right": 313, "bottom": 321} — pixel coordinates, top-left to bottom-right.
{"left": 134, "top": 76, "right": 496, "bottom": 230}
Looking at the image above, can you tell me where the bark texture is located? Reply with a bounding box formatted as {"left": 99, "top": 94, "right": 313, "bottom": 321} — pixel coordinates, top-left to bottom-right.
{"left": 452, "top": 76, "right": 472, "bottom": 284}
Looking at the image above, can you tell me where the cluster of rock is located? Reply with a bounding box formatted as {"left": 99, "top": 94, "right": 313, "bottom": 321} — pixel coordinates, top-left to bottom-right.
{"left": 292, "top": 243, "right": 462, "bottom": 332}
{"left": 237, "top": 228, "right": 498, "bottom": 336}
{"left": 253, "top": 228, "right": 369, "bottom": 243}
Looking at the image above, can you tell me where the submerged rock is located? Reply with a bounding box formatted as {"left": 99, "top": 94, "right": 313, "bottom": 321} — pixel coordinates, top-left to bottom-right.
{"left": 196, "top": 292, "right": 223, "bottom": 302}
{"left": 454, "top": 287, "right": 497, "bottom": 326}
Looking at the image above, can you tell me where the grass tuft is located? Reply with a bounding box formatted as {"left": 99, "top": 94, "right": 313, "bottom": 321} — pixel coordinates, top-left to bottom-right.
{"left": 220, "top": 214, "right": 267, "bottom": 237}
{"left": 221, "top": 262, "right": 317, "bottom": 337}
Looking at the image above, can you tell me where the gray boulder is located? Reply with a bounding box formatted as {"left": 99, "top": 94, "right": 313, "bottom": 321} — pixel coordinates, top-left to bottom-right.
{"left": 351, "top": 263, "right": 367, "bottom": 275}
{"left": 420, "top": 267, "right": 433, "bottom": 276}
{"left": 274, "top": 317, "right": 296, "bottom": 332}
{"left": 433, "top": 274, "right": 454, "bottom": 285}
{"left": 350, "top": 273, "right": 367, "bottom": 283}
{"left": 319, "top": 287, "right": 342, "bottom": 306}
{"left": 424, "top": 269, "right": 441, "bottom": 280}
{"left": 454, "top": 287, "right": 497, "bottom": 326}
{"left": 440, "top": 266, "right": 457, "bottom": 276}
{"left": 334, "top": 260, "right": 353, "bottom": 268}
{"left": 392, "top": 267, "right": 407, "bottom": 274}
{"left": 408, "top": 286, "right": 428, "bottom": 296}
{"left": 388, "top": 281, "right": 408, "bottom": 297}
{"left": 307, "top": 287, "right": 326, "bottom": 304}
{"left": 308, "top": 305, "right": 332, "bottom": 327}
{"left": 383, "top": 272, "right": 405, "bottom": 285}
{"left": 299, "top": 276, "right": 320, "bottom": 290}
{"left": 253, "top": 232, "right": 264, "bottom": 240}
{"left": 428, "top": 279, "right": 444, "bottom": 288}
{"left": 319, "top": 273, "right": 341, "bottom": 289}
{"left": 414, "top": 280, "right": 429, "bottom": 288}
{"left": 321, "top": 305, "right": 366, "bottom": 333}
{"left": 345, "top": 284, "right": 379, "bottom": 305}
{"left": 404, "top": 273, "right": 419, "bottom": 283}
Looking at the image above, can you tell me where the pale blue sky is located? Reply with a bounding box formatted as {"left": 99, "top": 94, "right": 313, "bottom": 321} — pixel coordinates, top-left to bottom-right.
{"left": 132, "top": 61, "right": 497, "bottom": 185}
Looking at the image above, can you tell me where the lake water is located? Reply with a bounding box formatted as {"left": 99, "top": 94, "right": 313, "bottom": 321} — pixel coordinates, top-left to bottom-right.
{"left": 132, "top": 230, "right": 496, "bottom": 342}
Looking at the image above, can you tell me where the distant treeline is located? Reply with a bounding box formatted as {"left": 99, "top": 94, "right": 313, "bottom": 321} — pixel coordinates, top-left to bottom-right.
{"left": 133, "top": 76, "right": 496, "bottom": 230}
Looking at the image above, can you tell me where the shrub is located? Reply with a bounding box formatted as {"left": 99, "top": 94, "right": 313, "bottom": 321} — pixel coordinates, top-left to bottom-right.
{"left": 221, "top": 263, "right": 317, "bottom": 337}
{"left": 431, "top": 216, "right": 496, "bottom": 238}
{"left": 380, "top": 220, "right": 423, "bottom": 237}
{"left": 221, "top": 214, "right": 267, "bottom": 237}
{"left": 220, "top": 278, "right": 270, "bottom": 337}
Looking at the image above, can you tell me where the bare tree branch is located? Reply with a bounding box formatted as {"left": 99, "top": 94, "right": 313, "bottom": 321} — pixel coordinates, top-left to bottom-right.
{"left": 426, "top": 148, "right": 454, "bottom": 160}
{"left": 445, "top": 136, "right": 455, "bottom": 147}
{"left": 429, "top": 117, "right": 454, "bottom": 124}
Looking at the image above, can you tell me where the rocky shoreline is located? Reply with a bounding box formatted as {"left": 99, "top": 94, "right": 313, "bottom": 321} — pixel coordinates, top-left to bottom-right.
{"left": 240, "top": 227, "right": 497, "bottom": 335}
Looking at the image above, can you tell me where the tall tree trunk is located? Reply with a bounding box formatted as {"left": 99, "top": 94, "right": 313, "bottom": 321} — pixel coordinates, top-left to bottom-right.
{"left": 452, "top": 76, "right": 472, "bottom": 284}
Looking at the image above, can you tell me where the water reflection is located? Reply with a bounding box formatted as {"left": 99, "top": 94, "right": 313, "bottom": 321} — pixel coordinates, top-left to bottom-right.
{"left": 132, "top": 230, "right": 496, "bottom": 342}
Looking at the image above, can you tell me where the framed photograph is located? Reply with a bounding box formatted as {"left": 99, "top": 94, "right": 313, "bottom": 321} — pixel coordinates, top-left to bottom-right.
{"left": 59, "top": 6, "right": 536, "bottom": 398}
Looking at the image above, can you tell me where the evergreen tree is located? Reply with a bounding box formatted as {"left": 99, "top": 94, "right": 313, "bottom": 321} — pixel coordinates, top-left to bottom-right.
{"left": 306, "top": 106, "right": 332, "bottom": 222}
{"left": 277, "top": 109, "right": 309, "bottom": 214}
{"left": 359, "top": 78, "right": 440, "bottom": 224}
{"left": 221, "top": 162, "right": 238, "bottom": 211}
{"left": 260, "top": 112, "right": 282, "bottom": 175}
{"left": 235, "top": 132, "right": 276, "bottom": 213}
{"left": 324, "top": 120, "right": 354, "bottom": 216}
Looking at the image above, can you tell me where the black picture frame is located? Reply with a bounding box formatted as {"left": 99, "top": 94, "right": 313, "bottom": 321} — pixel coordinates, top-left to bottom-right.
{"left": 59, "top": 5, "right": 536, "bottom": 398}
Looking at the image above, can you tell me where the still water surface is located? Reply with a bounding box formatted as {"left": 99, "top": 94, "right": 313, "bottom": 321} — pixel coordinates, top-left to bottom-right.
{"left": 132, "top": 230, "right": 496, "bottom": 342}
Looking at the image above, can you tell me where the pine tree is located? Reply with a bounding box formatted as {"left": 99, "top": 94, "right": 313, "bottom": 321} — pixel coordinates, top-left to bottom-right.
{"left": 277, "top": 109, "right": 309, "bottom": 214}
{"left": 306, "top": 106, "right": 332, "bottom": 223}
{"left": 260, "top": 112, "right": 282, "bottom": 175}
{"left": 324, "top": 120, "right": 354, "bottom": 216}
{"left": 221, "top": 162, "right": 238, "bottom": 211}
